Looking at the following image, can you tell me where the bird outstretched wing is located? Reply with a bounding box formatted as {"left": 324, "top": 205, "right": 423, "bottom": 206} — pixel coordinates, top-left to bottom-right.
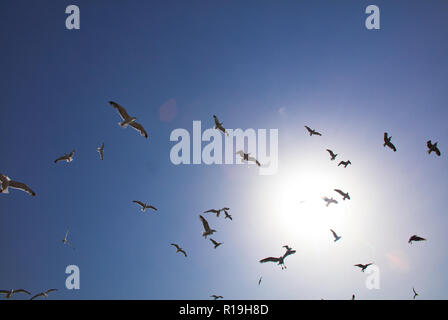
{"left": 259, "top": 257, "right": 280, "bottom": 263}
{"left": 129, "top": 121, "right": 148, "bottom": 139}
{"left": 109, "top": 101, "right": 131, "bottom": 120}
{"left": 199, "top": 215, "right": 211, "bottom": 232}
{"left": 9, "top": 181, "right": 36, "bottom": 196}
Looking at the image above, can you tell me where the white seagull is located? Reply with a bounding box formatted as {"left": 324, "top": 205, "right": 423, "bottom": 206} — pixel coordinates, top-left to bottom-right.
{"left": 97, "top": 143, "right": 104, "bottom": 160}
{"left": 54, "top": 150, "right": 75, "bottom": 164}
{"left": 30, "top": 289, "right": 57, "bottom": 300}
{"left": 62, "top": 229, "right": 75, "bottom": 249}
{"left": 236, "top": 150, "right": 261, "bottom": 166}
{"left": 199, "top": 215, "right": 216, "bottom": 238}
{"left": 0, "top": 174, "right": 36, "bottom": 196}
{"left": 0, "top": 289, "right": 31, "bottom": 299}
{"left": 322, "top": 196, "right": 338, "bottom": 207}
{"left": 109, "top": 101, "right": 148, "bottom": 139}
{"left": 133, "top": 200, "right": 157, "bottom": 212}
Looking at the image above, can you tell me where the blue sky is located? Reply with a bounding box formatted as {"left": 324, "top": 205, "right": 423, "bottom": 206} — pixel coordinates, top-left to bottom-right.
{"left": 1, "top": 0, "right": 448, "bottom": 299}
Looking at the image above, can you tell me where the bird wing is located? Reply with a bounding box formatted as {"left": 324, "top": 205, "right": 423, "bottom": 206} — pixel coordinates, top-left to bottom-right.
{"left": 109, "top": 101, "right": 130, "bottom": 120}
{"left": 326, "top": 149, "right": 335, "bottom": 157}
{"left": 147, "top": 205, "right": 157, "bottom": 211}
{"left": 0, "top": 174, "right": 10, "bottom": 184}
{"left": 54, "top": 155, "right": 68, "bottom": 163}
{"left": 133, "top": 200, "right": 145, "bottom": 208}
{"left": 334, "top": 189, "right": 344, "bottom": 196}
{"left": 30, "top": 293, "right": 44, "bottom": 300}
{"left": 45, "top": 289, "right": 57, "bottom": 294}
{"left": 304, "top": 126, "right": 312, "bottom": 133}
{"left": 171, "top": 243, "right": 180, "bottom": 250}
{"left": 199, "top": 215, "right": 211, "bottom": 232}
{"left": 15, "top": 289, "right": 31, "bottom": 295}
{"left": 129, "top": 121, "right": 148, "bottom": 139}
{"left": 210, "top": 238, "right": 218, "bottom": 246}
{"left": 354, "top": 264, "right": 364, "bottom": 268}
{"left": 259, "top": 257, "right": 280, "bottom": 263}
{"left": 0, "top": 290, "right": 9, "bottom": 294}
{"left": 204, "top": 209, "right": 218, "bottom": 213}
{"left": 435, "top": 147, "right": 441, "bottom": 156}
{"left": 213, "top": 115, "right": 221, "bottom": 126}
{"left": 9, "top": 181, "right": 36, "bottom": 196}
{"left": 427, "top": 140, "right": 432, "bottom": 149}
{"left": 384, "top": 132, "right": 389, "bottom": 142}
{"left": 330, "top": 229, "right": 338, "bottom": 238}
{"left": 283, "top": 249, "right": 296, "bottom": 259}
{"left": 388, "top": 142, "right": 397, "bottom": 151}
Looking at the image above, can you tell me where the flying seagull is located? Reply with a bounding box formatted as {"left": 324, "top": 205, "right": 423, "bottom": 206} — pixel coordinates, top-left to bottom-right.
{"left": 334, "top": 189, "right": 350, "bottom": 200}
{"left": 322, "top": 196, "right": 338, "bottom": 207}
{"left": 354, "top": 263, "right": 373, "bottom": 272}
{"left": 54, "top": 150, "right": 75, "bottom": 164}
{"left": 133, "top": 200, "right": 157, "bottom": 212}
{"left": 338, "top": 160, "right": 352, "bottom": 168}
{"left": 97, "top": 143, "right": 104, "bottom": 160}
{"left": 213, "top": 115, "right": 229, "bottom": 136}
{"left": 30, "top": 289, "right": 57, "bottom": 300}
{"left": 383, "top": 132, "right": 397, "bottom": 152}
{"left": 211, "top": 294, "right": 223, "bottom": 300}
{"left": 427, "top": 140, "right": 441, "bottom": 156}
{"left": 199, "top": 215, "right": 216, "bottom": 238}
{"left": 304, "top": 126, "right": 322, "bottom": 136}
{"left": 408, "top": 235, "right": 426, "bottom": 244}
{"left": 330, "top": 229, "right": 342, "bottom": 242}
{"left": 0, "top": 174, "right": 36, "bottom": 196}
{"left": 236, "top": 150, "right": 261, "bottom": 166}
{"left": 258, "top": 277, "right": 262, "bottom": 285}
{"left": 412, "top": 287, "right": 418, "bottom": 300}
{"left": 0, "top": 289, "right": 31, "bottom": 299}
{"left": 210, "top": 238, "right": 223, "bottom": 249}
{"left": 326, "top": 149, "right": 338, "bottom": 160}
{"left": 109, "top": 101, "right": 148, "bottom": 139}
{"left": 171, "top": 243, "right": 187, "bottom": 257}
{"left": 224, "top": 210, "right": 232, "bottom": 220}
{"left": 62, "top": 229, "right": 75, "bottom": 250}
{"left": 259, "top": 246, "right": 296, "bottom": 270}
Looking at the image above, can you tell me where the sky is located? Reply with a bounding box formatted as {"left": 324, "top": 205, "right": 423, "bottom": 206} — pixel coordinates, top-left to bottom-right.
{"left": 1, "top": 0, "right": 448, "bottom": 300}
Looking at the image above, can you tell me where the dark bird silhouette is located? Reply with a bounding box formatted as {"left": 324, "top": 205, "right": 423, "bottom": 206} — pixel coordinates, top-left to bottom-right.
{"left": 0, "top": 289, "right": 31, "bottom": 299}
{"left": 30, "top": 289, "right": 57, "bottom": 300}
{"left": 199, "top": 215, "right": 216, "bottom": 238}
{"left": 97, "top": 143, "right": 104, "bottom": 160}
{"left": 211, "top": 294, "right": 223, "bottom": 300}
{"left": 304, "top": 126, "right": 322, "bottom": 136}
{"left": 133, "top": 200, "right": 157, "bottom": 212}
{"left": 326, "top": 149, "right": 338, "bottom": 160}
{"left": 171, "top": 243, "right": 187, "bottom": 257}
{"left": 334, "top": 189, "right": 350, "bottom": 200}
{"left": 383, "top": 132, "right": 397, "bottom": 152}
{"left": 236, "top": 150, "right": 261, "bottom": 166}
{"left": 210, "top": 238, "right": 223, "bottom": 249}
{"left": 322, "top": 196, "right": 338, "bottom": 207}
{"left": 0, "top": 174, "right": 36, "bottom": 196}
{"left": 352, "top": 294, "right": 355, "bottom": 300}
{"left": 213, "top": 115, "right": 229, "bottom": 136}
{"left": 54, "top": 150, "right": 75, "bottom": 164}
{"left": 412, "top": 287, "right": 418, "bottom": 300}
{"left": 204, "top": 207, "right": 230, "bottom": 218}
{"left": 408, "top": 235, "right": 426, "bottom": 244}
{"left": 109, "top": 101, "right": 148, "bottom": 139}
{"left": 354, "top": 263, "right": 373, "bottom": 272}
{"left": 330, "top": 229, "right": 342, "bottom": 242}
{"left": 258, "top": 277, "right": 262, "bottom": 285}
{"left": 338, "top": 160, "right": 352, "bottom": 168}
{"left": 260, "top": 246, "right": 296, "bottom": 270}
{"left": 427, "top": 140, "right": 441, "bottom": 156}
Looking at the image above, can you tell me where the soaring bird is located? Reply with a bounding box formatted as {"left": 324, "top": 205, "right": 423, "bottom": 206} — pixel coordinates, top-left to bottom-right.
{"left": 0, "top": 289, "right": 31, "bottom": 299}
{"left": 30, "top": 289, "right": 57, "bottom": 300}
{"left": 338, "top": 160, "right": 352, "bottom": 168}
{"left": 224, "top": 210, "right": 232, "bottom": 220}
{"left": 97, "top": 143, "right": 104, "bottom": 160}
{"left": 133, "top": 200, "right": 157, "bottom": 212}
{"left": 236, "top": 150, "right": 261, "bottom": 166}
{"left": 258, "top": 277, "right": 262, "bottom": 285}
{"left": 210, "top": 238, "right": 223, "bottom": 249}
{"left": 427, "top": 140, "right": 441, "bottom": 156}
{"left": 204, "top": 207, "right": 230, "bottom": 218}
{"left": 109, "top": 101, "right": 148, "bottom": 139}
{"left": 304, "top": 126, "right": 322, "bottom": 136}
{"left": 330, "top": 229, "right": 342, "bottom": 242}
{"left": 408, "top": 235, "right": 426, "bottom": 244}
{"left": 354, "top": 263, "right": 373, "bottom": 272}
{"left": 0, "top": 174, "right": 36, "bottom": 196}
{"left": 412, "top": 287, "right": 418, "bottom": 300}
{"left": 54, "top": 150, "right": 75, "bottom": 164}
{"left": 322, "top": 196, "right": 338, "bottom": 207}
{"left": 211, "top": 295, "right": 223, "bottom": 300}
{"left": 199, "top": 215, "right": 216, "bottom": 238}
{"left": 326, "top": 149, "right": 338, "bottom": 160}
{"left": 334, "top": 189, "right": 350, "bottom": 200}
{"left": 259, "top": 246, "right": 296, "bottom": 270}
{"left": 383, "top": 132, "right": 397, "bottom": 152}
{"left": 213, "top": 115, "right": 229, "bottom": 136}
{"left": 171, "top": 243, "right": 187, "bottom": 257}
{"left": 62, "top": 229, "right": 75, "bottom": 250}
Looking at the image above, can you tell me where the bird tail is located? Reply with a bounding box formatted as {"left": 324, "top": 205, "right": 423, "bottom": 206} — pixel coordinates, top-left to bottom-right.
{"left": 1, "top": 187, "right": 9, "bottom": 194}
{"left": 119, "top": 121, "right": 128, "bottom": 127}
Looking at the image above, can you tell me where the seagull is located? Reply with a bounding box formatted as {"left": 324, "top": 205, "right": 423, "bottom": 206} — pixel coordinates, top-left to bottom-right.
{"left": 171, "top": 243, "right": 187, "bottom": 257}
{"left": 54, "top": 150, "right": 75, "bottom": 164}
{"left": 224, "top": 210, "right": 232, "bottom": 220}
{"left": 383, "top": 132, "right": 397, "bottom": 152}
{"left": 408, "top": 235, "right": 426, "bottom": 244}
{"left": 210, "top": 238, "right": 223, "bottom": 249}
{"left": 412, "top": 287, "right": 418, "bottom": 299}
{"left": 211, "top": 294, "right": 223, "bottom": 300}
{"left": 62, "top": 229, "right": 75, "bottom": 249}
{"left": 109, "top": 101, "right": 148, "bottom": 139}
{"left": 330, "top": 229, "right": 342, "bottom": 242}
{"left": 260, "top": 246, "right": 296, "bottom": 270}
{"left": 133, "top": 200, "right": 157, "bottom": 212}
{"left": 338, "top": 160, "right": 352, "bottom": 168}
{"left": 30, "top": 289, "right": 57, "bottom": 300}
{"left": 236, "top": 150, "right": 261, "bottom": 166}
{"left": 258, "top": 277, "right": 262, "bottom": 285}
{"left": 204, "top": 207, "right": 230, "bottom": 218}
{"left": 326, "top": 149, "right": 338, "bottom": 160}
{"left": 213, "top": 115, "right": 229, "bottom": 136}
{"left": 304, "top": 126, "right": 322, "bottom": 136}
{"left": 199, "top": 215, "right": 216, "bottom": 238}
{"left": 97, "top": 143, "right": 104, "bottom": 160}
{"left": 0, "top": 289, "right": 31, "bottom": 299}
{"left": 0, "top": 174, "right": 36, "bottom": 196}
{"left": 334, "top": 189, "right": 350, "bottom": 200}
{"left": 322, "top": 196, "right": 338, "bottom": 207}
{"left": 354, "top": 263, "right": 373, "bottom": 272}
{"left": 427, "top": 140, "right": 441, "bottom": 156}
